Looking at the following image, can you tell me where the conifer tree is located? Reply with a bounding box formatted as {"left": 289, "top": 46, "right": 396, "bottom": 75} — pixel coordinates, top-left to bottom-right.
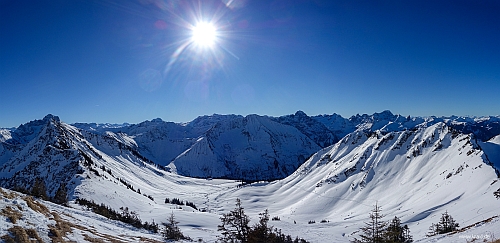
{"left": 31, "top": 177, "right": 48, "bottom": 200}
{"left": 218, "top": 198, "right": 251, "bottom": 243}
{"left": 384, "top": 216, "right": 413, "bottom": 243}
{"left": 162, "top": 212, "right": 186, "bottom": 241}
{"left": 352, "top": 203, "right": 386, "bottom": 243}
{"left": 248, "top": 209, "right": 271, "bottom": 243}
{"left": 217, "top": 201, "right": 310, "bottom": 243}
{"left": 427, "top": 211, "right": 459, "bottom": 236}
{"left": 438, "top": 211, "right": 459, "bottom": 234}
{"left": 53, "top": 183, "right": 68, "bottom": 206}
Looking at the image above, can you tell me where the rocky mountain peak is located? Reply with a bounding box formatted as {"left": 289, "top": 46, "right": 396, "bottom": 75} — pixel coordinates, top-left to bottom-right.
{"left": 43, "top": 114, "right": 60, "bottom": 123}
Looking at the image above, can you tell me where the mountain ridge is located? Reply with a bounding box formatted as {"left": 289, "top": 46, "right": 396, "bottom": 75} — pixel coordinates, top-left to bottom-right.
{"left": 1, "top": 111, "right": 500, "bottom": 242}
{"left": 2, "top": 111, "right": 500, "bottom": 181}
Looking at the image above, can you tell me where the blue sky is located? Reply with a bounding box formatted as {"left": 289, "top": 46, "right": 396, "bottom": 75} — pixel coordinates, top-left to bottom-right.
{"left": 1, "top": 0, "right": 499, "bottom": 127}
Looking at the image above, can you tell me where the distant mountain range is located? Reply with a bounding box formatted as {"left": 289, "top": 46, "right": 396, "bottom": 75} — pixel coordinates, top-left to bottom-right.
{"left": 1, "top": 111, "right": 499, "bottom": 183}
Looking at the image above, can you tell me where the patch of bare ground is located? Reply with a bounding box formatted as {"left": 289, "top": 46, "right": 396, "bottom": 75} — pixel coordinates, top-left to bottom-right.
{"left": 1, "top": 206, "right": 23, "bottom": 223}
{"left": 23, "top": 196, "right": 50, "bottom": 216}
{"left": 1, "top": 226, "right": 43, "bottom": 243}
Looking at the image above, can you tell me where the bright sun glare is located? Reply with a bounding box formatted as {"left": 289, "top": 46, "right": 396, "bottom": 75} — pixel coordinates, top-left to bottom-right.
{"left": 191, "top": 22, "right": 217, "bottom": 48}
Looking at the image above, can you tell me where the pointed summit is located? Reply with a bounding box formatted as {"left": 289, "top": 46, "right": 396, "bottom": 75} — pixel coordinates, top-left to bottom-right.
{"left": 43, "top": 114, "right": 60, "bottom": 122}
{"left": 294, "top": 110, "right": 308, "bottom": 117}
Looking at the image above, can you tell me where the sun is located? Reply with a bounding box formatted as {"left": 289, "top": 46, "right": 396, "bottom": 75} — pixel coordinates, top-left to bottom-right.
{"left": 191, "top": 22, "right": 218, "bottom": 48}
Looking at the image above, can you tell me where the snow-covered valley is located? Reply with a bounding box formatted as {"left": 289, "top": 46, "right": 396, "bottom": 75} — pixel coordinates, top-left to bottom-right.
{"left": 1, "top": 111, "right": 499, "bottom": 242}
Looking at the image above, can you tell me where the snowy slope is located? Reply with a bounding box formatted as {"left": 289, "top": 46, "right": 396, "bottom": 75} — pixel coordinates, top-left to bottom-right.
{"left": 0, "top": 187, "right": 166, "bottom": 242}
{"left": 168, "top": 114, "right": 321, "bottom": 180}
{"left": 1, "top": 113, "right": 500, "bottom": 243}
{"left": 0, "top": 129, "right": 12, "bottom": 143}
{"left": 74, "top": 119, "right": 198, "bottom": 167}
{"left": 67, "top": 111, "right": 500, "bottom": 181}
{"left": 0, "top": 116, "right": 243, "bottom": 242}
{"left": 214, "top": 122, "right": 500, "bottom": 242}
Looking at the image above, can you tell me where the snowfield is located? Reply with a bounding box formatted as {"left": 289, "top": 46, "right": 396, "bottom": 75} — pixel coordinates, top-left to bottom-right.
{"left": 1, "top": 112, "right": 500, "bottom": 242}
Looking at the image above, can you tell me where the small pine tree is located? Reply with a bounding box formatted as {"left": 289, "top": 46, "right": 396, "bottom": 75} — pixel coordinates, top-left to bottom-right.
{"left": 162, "top": 212, "right": 186, "bottom": 241}
{"left": 352, "top": 202, "right": 387, "bottom": 243}
{"left": 31, "top": 177, "right": 48, "bottom": 200}
{"left": 218, "top": 198, "right": 251, "bottom": 243}
{"left": 248, "top": 209, "right": 272, "bottom": 243}
{"left": 427, "top": 211, "right": 459, "bottom": 236}
{"left": 384, "top": 216, "right": 413, "bottom": 243}
{"left": 437, "top": 211, "right": 459, "bottom": 234}
{"left": 53, "top": 183, "right": 68, "bottom": 206}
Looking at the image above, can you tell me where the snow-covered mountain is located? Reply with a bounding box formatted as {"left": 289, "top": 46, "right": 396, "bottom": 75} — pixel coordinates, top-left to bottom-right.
{"left": 70, "top": 111, "right": 500, "bottom": 180}
{"left": 1, "top": 113, "right": 499, "bottom": 242}
{"left": 275, "top": 110, "right": 337, "bottom": 147}
{"left": 313, "top": 110, "right": 500, "bottom": 143}
{"left": 168, "top": 114, "right": 321, "bottom": 180}
{"left": 73, "top": 113, "right": 320, "bottom": 181}
{"left": 216, "top": 122, "right": 500, "bottom": 242}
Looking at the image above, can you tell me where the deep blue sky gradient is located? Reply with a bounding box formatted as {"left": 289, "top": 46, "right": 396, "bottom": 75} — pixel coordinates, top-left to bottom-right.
{"left": 1, "top": 0, "right": 499, "bottom": 127}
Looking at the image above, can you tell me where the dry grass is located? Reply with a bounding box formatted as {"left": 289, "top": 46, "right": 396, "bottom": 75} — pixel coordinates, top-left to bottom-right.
{"left": 1, "top": 206, "right": 23, "bottom": 224}
{"left": 50, "top": 212, "right": 129, "bottom": 243}
{"left": 0, "top": 187, "right": 17, "bottom": 199}
{"left": 1, "top": 188, "right": 163, "bottom": 243}
{"left": 137, "top": 236, "right": 165, "bottom": 243}
{"left": 49, "top": 212, "right": 76, "bottom": 243}
{"left": 23, "top": 196, "right": 50, "bottom": 216}
{"left": 83, "top": 234, "right": 106, "bottom": 243}
{"left": 0, "top": 226, "right": 43, "bottom": 243}
{"left": 25, "top": 228, "right": 43, "bottom": 243}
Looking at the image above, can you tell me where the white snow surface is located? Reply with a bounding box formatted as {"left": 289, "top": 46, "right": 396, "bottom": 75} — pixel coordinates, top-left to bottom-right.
{"left": 1, "top": 114, "right": 500, "bottom": 242}
{"left": 214, "top": 123, "right": 500, "bottom": 242}
{"left": 0, "top": 129, "right": 12, "bottom": 143}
